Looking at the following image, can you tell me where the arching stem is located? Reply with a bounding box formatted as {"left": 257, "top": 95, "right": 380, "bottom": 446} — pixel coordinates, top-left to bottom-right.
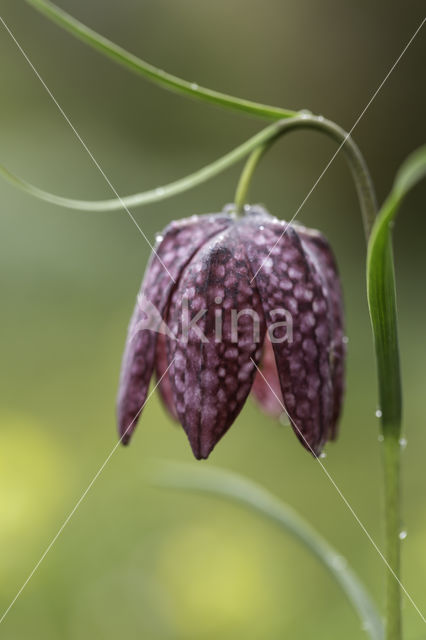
{"left": 0, "top": 117, "right": 376, "bottom": 236}
{"left": 234, "top": 142, "right": 270, "bottom": 214}
{"left": 234, "top": 114, "right": 377, "bottom": 239}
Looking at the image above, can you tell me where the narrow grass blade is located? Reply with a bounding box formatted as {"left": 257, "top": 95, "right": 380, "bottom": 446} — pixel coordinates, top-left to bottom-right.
{"left": 26, "top": 0, "right": 296, "bottom": 120}
{"left": 150, "top": 461, "right": 384, "bottom": 640}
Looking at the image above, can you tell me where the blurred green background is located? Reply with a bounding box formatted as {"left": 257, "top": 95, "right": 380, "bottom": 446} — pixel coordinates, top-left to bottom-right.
{"left": 1, "top": 1, "right": 425, "bottom": 638}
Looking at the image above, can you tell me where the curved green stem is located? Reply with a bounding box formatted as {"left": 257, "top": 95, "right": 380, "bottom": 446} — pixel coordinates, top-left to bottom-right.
{"left": 22, "top": 2, "right": 376, "bottom": 237}
{"left": 26, "top": 0, "right": 296, "bottom": 121}
{"left": 1, "top": 116, "right": 376, "bottom": 244}
{"left": 234, "top": 142, "right": 269, "bottom": 213}
{"left": 234, "top": 114, "right": 377, "bottom": 238}
{"left": 150, "top": 461, "right": 384, "bottom": 640}
{"left": 0, "top": 123, "right": 280, "bottom": 211}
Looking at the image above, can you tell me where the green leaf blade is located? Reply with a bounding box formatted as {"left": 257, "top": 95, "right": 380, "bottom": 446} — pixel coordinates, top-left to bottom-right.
{"left": 367, "top": 145, "right": 426, "bottom": 433}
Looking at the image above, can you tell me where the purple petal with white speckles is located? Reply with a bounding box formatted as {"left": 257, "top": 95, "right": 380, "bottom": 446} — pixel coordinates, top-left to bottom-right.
{"left": 117, "top": 214, "right": 232, "bottom": 443}
{"left": 167, "top": 227, "right": 266, "bottom": 459}
{"left": 239, "top": 208, "right": 334, "bottom": 454}
{"left": 155, "top": 331, "right": 178, "bottom": 421}
{"left": 295, "top": 224, "right": 345, "bottom": 439}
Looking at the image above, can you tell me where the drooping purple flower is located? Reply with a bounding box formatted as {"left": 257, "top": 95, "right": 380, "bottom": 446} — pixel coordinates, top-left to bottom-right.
{"left": 117, "top": 205, "right": 345, "bottom": 459}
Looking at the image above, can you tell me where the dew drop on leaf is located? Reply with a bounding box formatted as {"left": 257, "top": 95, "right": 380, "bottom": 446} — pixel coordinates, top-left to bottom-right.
{"left": 399, "top": 437, "right": 407, "bottom": 450}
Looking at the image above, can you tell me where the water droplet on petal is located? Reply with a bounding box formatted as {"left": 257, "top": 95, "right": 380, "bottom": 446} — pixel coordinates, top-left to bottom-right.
{"left": 375, "top": 409, "right": 382, "bottom": 418}
{"left": 258, "top": 225, "right": 265, "bottom": 231}
{"left": 399, "top": 530, "right": 407, "bottom": 540}
{"left": 399, "top": 437, "right": 407, "bottom": 450}
{"left": 155, "top": 233, "right": 164, "bottom": 243}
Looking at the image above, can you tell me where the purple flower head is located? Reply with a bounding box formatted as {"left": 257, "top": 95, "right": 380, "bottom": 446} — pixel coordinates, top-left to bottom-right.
{"left": 117, "top": 205, "right": 345, "bottom": 459}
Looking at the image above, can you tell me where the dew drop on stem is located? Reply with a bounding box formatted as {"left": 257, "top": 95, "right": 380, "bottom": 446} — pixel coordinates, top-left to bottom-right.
{"left": 298, "top": 109, "right": 313, "bottom": 119}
